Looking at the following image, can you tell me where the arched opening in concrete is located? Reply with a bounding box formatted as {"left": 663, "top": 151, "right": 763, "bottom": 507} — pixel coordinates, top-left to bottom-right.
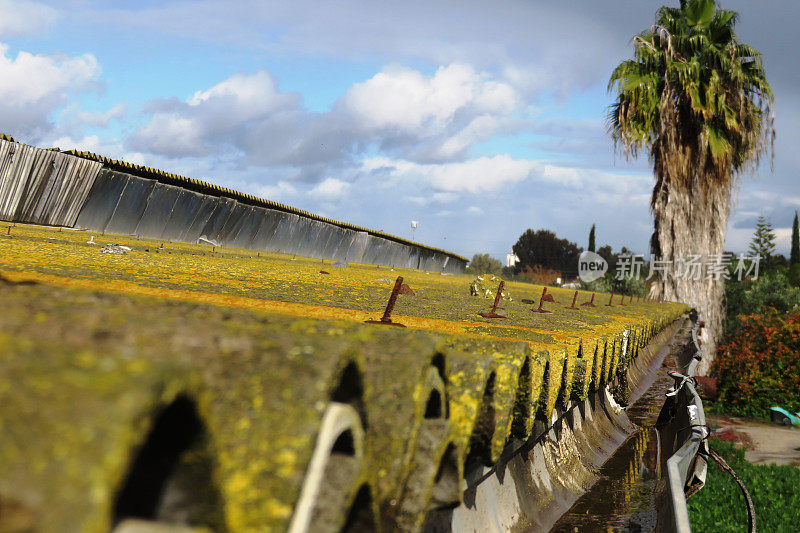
{"left": 431, "top": 353, "right": 446, "bottom": 382}
{"left": 381, "top": 366, "right": 451, "bottom": 530}
{"left": 290, "top": 403, "right": 365, "bottom": 533}
{"left": 509, "top": 357, "right": 532, "bottom": 440}
{"left": 341, "top": 484, "right": 377, "bottom": 533}
{"left": 534, "top": 359, "right": 552, "bottom": 422}
{"left": 429, "top": 444, "right": 460, "bottom": 510}
{"left": 429, "top": 354, "right": 449, "bottom": 418}
{"left": 331, "top": 360, "right": 367, "bottom": 429}
{"left": 425, "top": 389, "right": 444, "bottom": 419}
{"left": 464, "top": 372, "right": 496, "bottom": 470}
{"left": 111, "top": 395, "right": 224, "bottom": 529}
{"left": 420, "top": 442, "right": 462, "bottom": 532}
{"left": 331, "top": 428, "right": 356, "bottom": 456}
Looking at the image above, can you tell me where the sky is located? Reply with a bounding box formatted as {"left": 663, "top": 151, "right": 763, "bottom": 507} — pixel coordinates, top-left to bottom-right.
{"left": 1, "top": 0, "right": 797, "bottom": 262}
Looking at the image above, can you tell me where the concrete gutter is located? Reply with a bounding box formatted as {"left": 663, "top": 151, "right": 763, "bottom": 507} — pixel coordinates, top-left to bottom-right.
{"left": 423, "top": 317, "right": 689, "bottom": 532}
{"left": 655, "top": 317, "right": 709, "bottom": 532}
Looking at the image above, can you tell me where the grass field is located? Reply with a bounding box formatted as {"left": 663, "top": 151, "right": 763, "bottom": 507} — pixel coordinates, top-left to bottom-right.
{"left": 688, "top": 439, "right": 800, "bottom": 532}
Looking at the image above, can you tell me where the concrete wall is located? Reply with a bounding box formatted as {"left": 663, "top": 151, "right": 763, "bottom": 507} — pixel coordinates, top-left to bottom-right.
{"left": 0, "top": 140, "right": 103, "bottom": 227}
{"left": 0, "top": 140, "right": 466, "bottom": 272}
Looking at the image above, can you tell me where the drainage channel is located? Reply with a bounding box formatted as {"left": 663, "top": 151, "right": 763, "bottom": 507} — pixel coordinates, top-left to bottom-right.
{"left": 548, "top": 322, "right": 691, "bottom": 531}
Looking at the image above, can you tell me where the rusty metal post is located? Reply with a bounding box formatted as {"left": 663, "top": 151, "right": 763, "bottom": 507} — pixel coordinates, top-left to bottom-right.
{"left": 581, "top": 293, "right": 596, "bottom": 307}
{"left": 479, "top": 280, "right": 507, "bottom": 318}
{"left": 606, "top": 292, "right": 614, "bottom": 307}
{"left": 533, "top": 287, "right": 552, "bottom": 313}
{"left": 565, "top": 291, "right": 579, "bottom": 310}
{"left": 365, "top": 276, "right": 406, "bottom": 327}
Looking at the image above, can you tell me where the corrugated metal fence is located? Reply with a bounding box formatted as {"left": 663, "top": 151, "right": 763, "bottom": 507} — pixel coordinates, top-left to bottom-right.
{"left": 0, "top": 139, "right": 465, "bottom": 272}
{"left": 0, "top": 140, "right": 102, "bottom": 227}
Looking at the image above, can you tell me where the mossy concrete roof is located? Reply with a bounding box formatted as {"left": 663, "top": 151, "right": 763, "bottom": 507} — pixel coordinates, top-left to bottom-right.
{"left": 0, "top": 223, "right": 689, "bottom": 532}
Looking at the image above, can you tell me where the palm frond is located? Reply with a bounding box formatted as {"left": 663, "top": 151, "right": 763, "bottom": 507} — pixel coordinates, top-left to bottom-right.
{"left": 607, "top": 0, "right": 774, "bottom": 175}
{"left": 705, "top": 124, "right": 733, "bottom": 162}
{"left": 685, "top": 0, "right": 715, "bottom": 28}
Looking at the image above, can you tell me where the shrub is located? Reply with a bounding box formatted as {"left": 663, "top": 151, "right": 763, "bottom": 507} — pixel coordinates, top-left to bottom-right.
{"left": 789, "top": 263, "right": 800, "bottom": 288}
{"left": 713, "top": 309, "right": 800, "bottom": 418}
{"left": 579, "top": 274, "right": 648, "bottom": 296}
{"left": 516, "top": 264, "right": 561, "bottom": 285}
{"left": 465, "top": 253, "right": 503, "bottom": 276}
{"left": 723, "top": 269, "right": 800, "bottom": 337}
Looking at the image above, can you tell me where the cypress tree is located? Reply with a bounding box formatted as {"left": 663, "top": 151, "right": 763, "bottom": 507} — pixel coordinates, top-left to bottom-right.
{"left": 588, "top": 224, "right": 596, "bottom": 253}
{"left": 791, "top": 211, "right": 800, "bottom": 265}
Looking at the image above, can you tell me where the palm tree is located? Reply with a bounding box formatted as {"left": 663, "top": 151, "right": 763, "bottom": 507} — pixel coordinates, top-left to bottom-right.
{"left": 607, "top": 0, "right": 774, "bottom": 374}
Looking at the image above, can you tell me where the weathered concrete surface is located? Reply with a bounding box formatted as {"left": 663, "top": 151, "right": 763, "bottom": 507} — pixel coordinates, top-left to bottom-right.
{"left": 423, "top": 319, "right": 687, "bottom": 532}
{"left": 0, "top": 224, "right": 689, "bottom": 532}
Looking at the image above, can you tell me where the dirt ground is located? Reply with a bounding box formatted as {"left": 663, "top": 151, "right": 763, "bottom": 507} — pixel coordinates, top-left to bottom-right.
{"left": 706, "top": 413, "right": 800, "bottom": 467}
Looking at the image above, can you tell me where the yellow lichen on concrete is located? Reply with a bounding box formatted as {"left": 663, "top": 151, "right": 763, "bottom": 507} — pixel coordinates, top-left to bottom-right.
{"left": 0, "top": 223, "right": 691, "bottom": 532}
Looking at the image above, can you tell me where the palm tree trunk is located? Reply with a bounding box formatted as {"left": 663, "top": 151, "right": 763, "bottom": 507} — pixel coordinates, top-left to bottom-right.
{"left": 649, "top": 170, "right": 729, "bottom": 375}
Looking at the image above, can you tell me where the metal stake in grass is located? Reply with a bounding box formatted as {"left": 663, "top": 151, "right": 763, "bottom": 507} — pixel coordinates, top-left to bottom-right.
{"left": 479, "top": 281, "right": 507, "bottom": 318}
{"left": 565, "top": 290, "right": 580, "bottom": 310}
{"left": 532, "top": 287, "right": 552, "bottom": 313}
{"left": 365, "top": 276, "right": 406, "bottom": 327}
{"left": 606, "top": 292, "right": 614, "bottom": 307}
{"left": 581, "top": 293, "right": 596, "bottom": 307}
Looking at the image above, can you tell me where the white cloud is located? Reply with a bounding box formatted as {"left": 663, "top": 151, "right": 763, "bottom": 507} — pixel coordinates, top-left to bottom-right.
{"left": 0, "top": 43, "right": 100, "bottom": 140}
{"left": 0, "top": 47, "right": 98, "bottom": 103}
{"left": 341, "top": 63, "right": 519, "bottom": 161}
{"left": 467, "top": 206, "right": 484, "bottom": 215}
{"left": 363, "top": 154, "right": 535, "bottom": 194}
{"left": 134, "top": 113, "right": 208, "bottom": 156}
{"left": 73, "top": 103, "right": 127, "bottom": 128}
{"left": 343, "top": 63, "right": 515, "bottom": 134}
{"left": 358, "top": 153, "right": 656, "bottom": 212}
{"left": 426, "top": 156, "right": 535, "bottom": 193}
{"left": 130, "top": 70, "right": 301, "bottom": 158}
{"left": 541, "top": 165, "right": 583, "bottom": 187}
{"left": 255, "top": 180, "right": 297, "bottom": 201}
{"left": 130, "top": 63, "right": 525, "bottom": 172}
{"left": 0, "top": 0, "right": 57, "bottom": 38}
{"left": 310, "top": 177, "right": 349, "bottom": 199}
{"left": 42, "top": 134, "right": 149, "bottom": 167}
{"left": 46, "top": 134, "right": 103, "bottom": 152}
{"left": 187, "top": 70, "right": 297, "bottom": 125}
{"left": 402, "top": 192, "right": 459, "bottom": 206}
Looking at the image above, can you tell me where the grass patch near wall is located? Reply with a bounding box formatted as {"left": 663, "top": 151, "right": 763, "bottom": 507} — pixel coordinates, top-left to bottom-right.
{"left": 688, "top": 439, "right": 800, "bottom": 532}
